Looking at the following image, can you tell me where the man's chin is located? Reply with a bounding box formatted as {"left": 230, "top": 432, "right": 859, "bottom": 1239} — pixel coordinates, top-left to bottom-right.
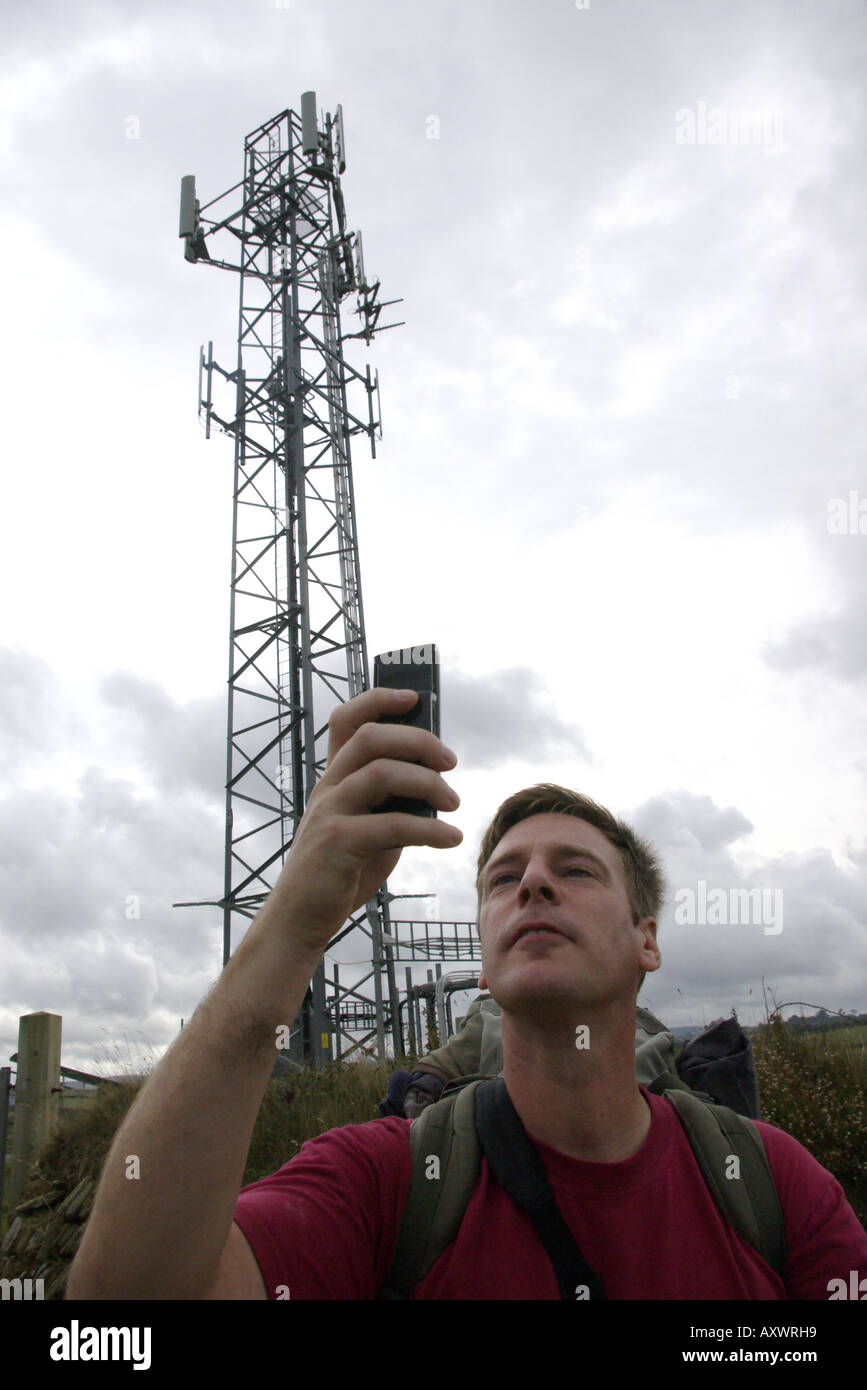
{"left": 488, "top": 970, "right": 594, "bottom": 1026}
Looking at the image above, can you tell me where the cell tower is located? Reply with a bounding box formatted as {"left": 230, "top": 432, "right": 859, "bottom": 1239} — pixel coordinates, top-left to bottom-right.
{"left": 178, "top": 95, "right": 480, "bottom": 1066}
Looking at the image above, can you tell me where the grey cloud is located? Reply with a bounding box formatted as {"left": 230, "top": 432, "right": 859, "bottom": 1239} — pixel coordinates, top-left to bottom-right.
{"left": 763, "top": 526, "right": 867, "bottom": 682}
{"left": 843, "top": 837, "right": 867, "bottom": 872}
{"left": 0, "top": 770, "right": 219, "bottom": 945}
{"left": 764, "top": 608, "right": 867, "bottom": 684}
{"left": 440, "top": 666, "right": 591, "bottom": 771}
{"left": 99, "top": 672, "right": 224, "bottom": 799}
{"left": 640, "top": 828, "right": 867, "bottom": 1026}
{"left": 0, "top": 648, "right": 83, "bottom": 776}
{"left": 0, "top": 764, "right": 223, "bottom": 1069}
{"left": 597, "top": 787, "right": 867, "bottom": 1022}
{"left": 630, "top": 790, "right": 754, "bottom": 855}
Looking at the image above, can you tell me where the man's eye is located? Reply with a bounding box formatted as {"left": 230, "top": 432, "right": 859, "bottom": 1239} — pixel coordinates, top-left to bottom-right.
{"left": 491, "top": 867, "right": 590, "bottom": 886}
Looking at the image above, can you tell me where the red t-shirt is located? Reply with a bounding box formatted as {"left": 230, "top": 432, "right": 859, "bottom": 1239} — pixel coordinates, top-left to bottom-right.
{"left": 233, "top": 1086, "right": 867, "bottom": 1299}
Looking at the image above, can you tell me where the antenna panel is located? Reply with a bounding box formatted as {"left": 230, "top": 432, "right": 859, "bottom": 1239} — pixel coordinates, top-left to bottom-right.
{"left": 179, "top": 175, "right": 197, "bottom": 238}
{"left": 300, "top": 90, "right": 319, "bottom": 156}
{"left": 334, "top": 104, "right": 346, "bottom": 173}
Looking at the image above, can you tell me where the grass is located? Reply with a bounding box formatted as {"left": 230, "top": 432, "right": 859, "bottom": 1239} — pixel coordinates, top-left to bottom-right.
{"left": 801, "top": 1022, "right": 867, "bottom": 1050}
{"left": 752, "top": 1017, "right": 867, "bottom": 1228}
{"left": 245, "top": 1058, "right": 404, "bottom": 1183}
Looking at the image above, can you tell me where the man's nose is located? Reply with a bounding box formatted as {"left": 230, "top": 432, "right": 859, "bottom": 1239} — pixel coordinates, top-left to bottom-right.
{"left": 517, "top": 864, "right": 558, "bottom": 901}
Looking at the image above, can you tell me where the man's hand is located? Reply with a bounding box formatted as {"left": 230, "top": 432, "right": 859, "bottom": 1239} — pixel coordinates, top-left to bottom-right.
{"left": 267, "top": 687, "right": 462, "bottom": 957}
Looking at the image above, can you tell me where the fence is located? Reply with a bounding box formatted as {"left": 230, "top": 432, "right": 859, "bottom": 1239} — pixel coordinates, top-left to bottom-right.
{"left": 0, "top": 1012, "right": 120, "bottom": 1231}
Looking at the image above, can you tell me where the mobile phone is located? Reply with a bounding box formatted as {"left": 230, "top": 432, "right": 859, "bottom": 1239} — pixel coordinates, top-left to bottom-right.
{"left": 373, "top": 643, "right": 440, "bottom": 817}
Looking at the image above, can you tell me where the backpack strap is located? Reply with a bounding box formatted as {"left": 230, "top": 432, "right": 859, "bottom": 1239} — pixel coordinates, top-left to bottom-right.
{"left": 661, "top": 1087, "right": 788, "bottom": 1278}
{"left": 474, "top": 1077, "right": 604, "bottom": 1300}
{"left": 378, "top": 1080, "right": 482, "bottom": 1299}
{"left": 379, "top": 1078, "right": 788, "bottom": 1298}
{"left": 646, "top": 1069, "right": 717, "bottom": 1106}
{"left": 379, "top": 1077, "right": 604, "bottom": 1300}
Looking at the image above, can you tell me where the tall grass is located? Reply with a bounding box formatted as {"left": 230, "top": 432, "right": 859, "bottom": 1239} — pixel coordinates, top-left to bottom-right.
{"left": 753, "top": 1017, "right": 867, "bottom": 1227}
{"left": 244, "top": 1058, "right": 404, "bottom": 1183}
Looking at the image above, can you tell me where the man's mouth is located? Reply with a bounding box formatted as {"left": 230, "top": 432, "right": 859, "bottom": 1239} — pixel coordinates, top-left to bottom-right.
{"left": 510, "top": 920, "right": 569, "bottom": 947}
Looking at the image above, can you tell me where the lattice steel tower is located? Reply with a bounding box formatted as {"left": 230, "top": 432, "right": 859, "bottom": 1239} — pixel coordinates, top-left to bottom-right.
{"left": 178, "top": 94, "right": 410, "bottom": 1066}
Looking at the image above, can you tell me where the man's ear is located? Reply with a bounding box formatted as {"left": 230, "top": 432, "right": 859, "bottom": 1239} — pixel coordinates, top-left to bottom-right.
{"left": 638, "top": 918, "right": 661, "bottom": 975}
{"left": 478, "top": 969, "right": 487, "bottom": 991}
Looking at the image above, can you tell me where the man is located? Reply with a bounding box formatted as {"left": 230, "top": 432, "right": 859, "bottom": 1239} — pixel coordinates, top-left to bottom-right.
{"left": 66, "top": 687, "right": 867, "bottom": 1299}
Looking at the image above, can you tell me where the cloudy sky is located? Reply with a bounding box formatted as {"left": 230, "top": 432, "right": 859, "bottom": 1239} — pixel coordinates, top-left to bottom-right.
{"left": 3, "top": 0, "right": 866, "bottom": 1077}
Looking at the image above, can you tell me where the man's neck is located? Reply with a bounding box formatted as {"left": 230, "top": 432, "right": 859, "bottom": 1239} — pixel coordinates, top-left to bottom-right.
{"left": 500, "top": 1004, "right": 651, "bottom": 1163}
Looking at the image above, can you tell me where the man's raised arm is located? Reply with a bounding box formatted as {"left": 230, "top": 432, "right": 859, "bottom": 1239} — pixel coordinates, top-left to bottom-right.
{"left": 65, "top": 687, "right": 461, "bottom": 1300}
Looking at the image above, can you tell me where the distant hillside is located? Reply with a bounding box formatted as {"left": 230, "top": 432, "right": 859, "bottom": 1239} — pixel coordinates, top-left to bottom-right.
{"left": 752, "top": 1009, "right": 867, "bottom": 1037}
{"left": 781, "top": 1009, "right": 867, "bottom": 1033}
{"left": 668, "top": 1009, "right": 867, "bottom": 1043}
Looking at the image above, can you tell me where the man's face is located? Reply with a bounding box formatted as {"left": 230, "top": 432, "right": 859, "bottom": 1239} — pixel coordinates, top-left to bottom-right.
{"left": 477, "top": 813, "right": 660, "bottom": 1020}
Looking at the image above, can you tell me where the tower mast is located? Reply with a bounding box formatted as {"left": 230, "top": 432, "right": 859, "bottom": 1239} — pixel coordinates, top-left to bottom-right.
{"left": 179, "top": 94, "right": 404, "bottom": 1065}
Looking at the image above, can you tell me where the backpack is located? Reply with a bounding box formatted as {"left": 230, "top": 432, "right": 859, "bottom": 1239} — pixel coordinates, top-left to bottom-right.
{"left": 378, "top": 998, "right": 786, "bottom": 1299}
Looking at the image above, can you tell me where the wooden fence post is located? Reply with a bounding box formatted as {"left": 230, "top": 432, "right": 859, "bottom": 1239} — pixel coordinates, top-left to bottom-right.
{"left": 7, "top": 1013, "right": 62, "bottom": 1210}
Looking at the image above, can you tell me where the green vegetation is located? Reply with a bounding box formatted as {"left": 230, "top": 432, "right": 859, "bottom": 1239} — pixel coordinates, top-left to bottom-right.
{"left": 245, "top": 1058, "right": 405, "bottom": 1183}
{"left": 753, "top": 1019, "right": 867, "bottom": 1227}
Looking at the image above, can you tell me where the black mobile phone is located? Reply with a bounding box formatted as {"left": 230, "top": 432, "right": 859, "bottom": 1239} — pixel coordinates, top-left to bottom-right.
{"left": 373, "top": 643, "right": 440, "bottom": 817}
